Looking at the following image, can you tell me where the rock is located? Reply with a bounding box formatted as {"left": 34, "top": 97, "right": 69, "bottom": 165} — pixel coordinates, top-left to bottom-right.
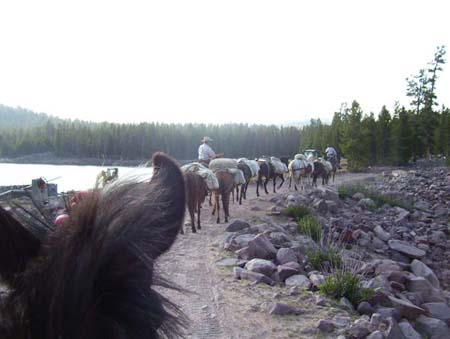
{"left": 388, "top": 240, "right": 426, "bottom": 259}
{"left": 285, "top": 274, "right": 311, "bottom": 289}
{"left": 313, "top": 199, "right": 328, "bottom": 214}
{"left": 367, "top": 330, "right": 384, "bottom": 339}
{"left": 353, "top": 192, "right": 365, "bottom": 200}
{"left": 410, "top": 259, "right": 440, "bottom": 289}
{"left": 233, "top": 267, "right": 274, "bottom": 285}
{"left": 358, "top": 198, "right": 376, "bottom": 210}
{"left": 385, "top": 317, "right": 407, "bottom": 339}
{"left": 395, "top": 207, "right": 410, "bottom": 224}
{"left": 387, "top": 271, "right": 407, "bottom": 284}
{"left": 421, "top": 302, "right": 450, "bottom": 322}
{"left": 398, "top": 321, "right": 422, "bottom": 339}
{"left": 372, "top": 236, "right": 389, "bottom": 250}
{"left": 268, "top": 302, "right": 302, "bottom": 316}
{"left": 333, "top": 316, "right": 352, "bottom": 328}
{"left": 215, "top": 258, "right": 244, "bottom": 267}
{"left": 316, "top": 319, "right": 335, "bottom": 332}
{"left": 347, "top": 322, "right": 370, "bottom": 338}
{"left": 277, "top": 263, "right": 300, "bottom": 282}
{"left": 245, "top": 259, "right": 277, "bottom": 277}
{"left": 374, "top": 225, "right": 391, "bottom": 242}
{"left": 415, "top": 315, "right": 450, "bottom": 339}
{"left": 406, "top": 276, "right": 446, "bottom": 303}
{"left": 357, "top": 301, "right": 375, "bottom": 316}
{"left": 309, "top": 273, "right": 325, "bottom": 289}
{"left": 225, "top": 219, "right": 250, "bottom": 232}
{"left": 236, "top": 246, "right": 251, "bottom": 260}
{"left": 247, "top": 234, "right": 277, "bottom": 260}
{"left": 339, "top": 297, "right": 354, "bottom": 312}
{"left": 276, "top": 248, "right": 297, "bottom": 265}
{"left": 315, "top": 295, "right": 327, "bottom": 306}
{"left": 387, "top": 296, "right": 426, "bottom": 320}
{"left": 269, "top": 231, "right": 292, "bottom": 247}
{"left": 233, "top": 234, "right": 255, "bottom": 249}
{"left": 377, "top": 307, "right": 402, "bottom": 321}
{"left": 369, "top": 313, "right": 382, "bottom": 332}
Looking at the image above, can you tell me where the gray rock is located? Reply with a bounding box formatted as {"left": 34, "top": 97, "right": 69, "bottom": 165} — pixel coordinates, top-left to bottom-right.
{"left": 313, "top": 199, "right": 328, "bottom": 214}
{"left": 309, "top": 273, "right": 325, "bottom": 288}
{"left": 377, "top": 307, "right": 402, "bottom": 321}
{"left": 268, "top": 302, "right": 302, "bottom": 316}
{"left": 236, "top": 246, "right": 251, "bottom": 260}
{"left": 269, "top": 231, "right": 292, "bottom": 247}
{"left": 358, "top": 198, "right": 376, "bottom": 210}
{"left": 374, "top": 225, "right": 391, "bottom": 242}
{"left": 339, "top": 297, "right": 354, "bottom": 312}
{"left": 347, "top": 323, "right": 370, "bottom": 338}
{"left": 233, "top": 234, "right": 255, "bottom": 249}
{"left": 388, "top": 240, "right": 426, "bottom": 259}
{"left": 387, "top": 296, "right": 426, "bottom": 320}
{"left": 372, "top": 236, "right": 389, "bottom": 250}
{"left": 225, "top": 219, "right": 250, "bottom": 232}
{"left": 353, "top": 192, "right": 365, "bottom": 200}
{"left": 276, "top": 248, "right": 297, "bottom": 265}
{"left": 395, "top": 207, "right": 410, "bottom": 224}
{"left": 285, "top": 274, "right": 311, "bottom": 289}
{"left": 385, "top": 317, "right": 406, "bottom": 339}
{"left": 277, "top": 263, "right": 300, "bottom": 282}
{"left": 410, "top": 259, "right": 440, "bottom": 288}
{"left": 398, "top": 321, "right": 422, "bottom": 339}
{"left": 415, "top": 315, "right": 450, "bottom": 339}
{"left": 245, "top": 259, "right": 277, "bottom": 277}
{"left": 421, "top": 302, "right": 450, "bottom": 322}
{"left": 247, "top": 234, "right": 277, "bottom": 260}
{"left": 233, "top": 267, "right": 274, "bottom": 285}
{"left": 367, "top": 331, "right": 384, "bottom": 339}
{"left": 317, "top": 319, "right": 335, "bottom": 332}
{"left": 406, "top": 276, "right": 446, "bottom": 303}
{"left": 333, "top": 316, "right": 352, "bottom": 328}
{"left": 369, "top": 313, "right": 382, "bottom": 332}
{"left": 357, "top": 301, "right": 374, "bottom": 316}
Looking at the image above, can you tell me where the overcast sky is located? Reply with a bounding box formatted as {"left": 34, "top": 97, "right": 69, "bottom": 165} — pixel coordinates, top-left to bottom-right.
{"left": 0, "top": 0, "right": 449, "bottom": 125}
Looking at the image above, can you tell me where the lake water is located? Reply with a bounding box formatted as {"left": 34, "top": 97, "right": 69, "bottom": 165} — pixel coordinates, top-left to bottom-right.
{"left": 0, "top": 163, "right": 152, "bottom": 192}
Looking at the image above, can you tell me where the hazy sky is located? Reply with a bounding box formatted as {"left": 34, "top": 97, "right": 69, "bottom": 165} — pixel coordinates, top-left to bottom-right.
{"left": 0, "top": 0, "right": 449, "bottom": 125}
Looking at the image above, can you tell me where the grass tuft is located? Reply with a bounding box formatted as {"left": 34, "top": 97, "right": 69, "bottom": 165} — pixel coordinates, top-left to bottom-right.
{"left": 308, "top": 247, "right": 342, "bottom": 272}
{"left": 282, "top": 205, "right": 311, "bottom": 220}
{"left": 319, "top": 270, "right": 375, "bottom": 307}
{"left": 298, "top": 215, "right": 322, "bottom": 242}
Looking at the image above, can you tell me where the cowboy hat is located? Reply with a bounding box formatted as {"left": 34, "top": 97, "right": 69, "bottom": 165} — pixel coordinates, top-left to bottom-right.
{"left": 201, "top": 136, "right": 213, "bottom": 143}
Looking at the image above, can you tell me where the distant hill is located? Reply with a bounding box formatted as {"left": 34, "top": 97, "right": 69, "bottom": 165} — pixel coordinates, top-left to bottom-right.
{"left": 0, "top": 104, "right": 62, "bottom": 130}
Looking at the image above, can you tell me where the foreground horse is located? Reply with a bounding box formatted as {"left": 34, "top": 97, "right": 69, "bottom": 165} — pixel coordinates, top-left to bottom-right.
{"left": 0, "top": 152, "right": 186, "bottom": 339}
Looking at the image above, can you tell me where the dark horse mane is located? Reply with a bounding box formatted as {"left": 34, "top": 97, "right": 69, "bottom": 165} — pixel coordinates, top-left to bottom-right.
{"left": 0, "top": 152, "right": 186, "bottom": 339}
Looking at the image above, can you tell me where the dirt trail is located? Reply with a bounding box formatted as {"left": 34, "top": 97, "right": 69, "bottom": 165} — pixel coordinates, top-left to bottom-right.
{"left": 158, "top": 172, "right": 378, "bottom": 339}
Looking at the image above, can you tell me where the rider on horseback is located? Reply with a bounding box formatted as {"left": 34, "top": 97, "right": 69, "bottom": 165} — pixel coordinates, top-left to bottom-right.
{"left": 325, "top": 144, "right": 341, "bottom": 169}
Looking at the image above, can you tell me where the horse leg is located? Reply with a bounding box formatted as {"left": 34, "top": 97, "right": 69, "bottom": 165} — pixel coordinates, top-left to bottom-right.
{"left": 277, "top": 174, "right": 284, "bottom": 189}
{"left": 256, "top": 177, "right": 260, "bottom": 197}
{"left": 189, "top": 204, "right": 196, "bottom": 233}
{"left": 272, "top": 176, "right": 276, "bottom": 193}
{"left": 264, "top": 177, "right": 270, "bottom": 194}
{"left": 215, "top": 193, "right": 221, "bottom": 223}
{"left": 209, "top": 191, "right": 212, "bottom": 206}
{"left": 197, "top": 200, "right": 202, "bottom": 230}
{"left": 223, "top": 191, "right": 230, "bottom": 222}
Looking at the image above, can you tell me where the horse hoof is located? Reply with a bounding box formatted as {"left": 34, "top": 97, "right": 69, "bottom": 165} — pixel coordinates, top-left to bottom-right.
{"left": 216, "top": 219, "right": 220, "bottom": 224}
{"left": 197, "top": 225, "right": 201, "bottom": 229}
{"left": 191, "top": 228, "right": 196, "bottom": 233}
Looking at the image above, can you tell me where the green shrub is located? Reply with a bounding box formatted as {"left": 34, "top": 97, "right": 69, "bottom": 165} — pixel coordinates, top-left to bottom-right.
{"left": 319, "top": 270, "right": 375, "bottom": 307}
{"left": 308, "top": 248, "right": 342, "bottom": 271}
{"left": 282, "top": 205, "right": 311, "bottom": 220}
{"left": 338, "top": 183, "right": 409, "bottom": 210}
{"left": 298, "top": 215, "right": 322, "bottom": 242}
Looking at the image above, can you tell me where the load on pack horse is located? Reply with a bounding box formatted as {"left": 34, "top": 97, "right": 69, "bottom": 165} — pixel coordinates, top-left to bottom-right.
{"left": 288, "top": 154, "right": 314, "bottom": 190}
{"left": 256, "top": 156, "right": 289, "bottom": 196}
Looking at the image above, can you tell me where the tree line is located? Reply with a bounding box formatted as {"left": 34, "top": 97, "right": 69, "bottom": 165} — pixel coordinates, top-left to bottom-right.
{"left": 0, "top": 118, "right": 301, "bottom": 161}
{"left": 299, "top": 46, "right": 449, "bottom": 169}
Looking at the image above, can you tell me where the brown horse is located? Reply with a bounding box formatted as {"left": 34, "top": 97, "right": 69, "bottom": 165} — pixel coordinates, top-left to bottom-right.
{"left": 0, "top": 152, "right": 186, "bottom": 339}
{"left": 184, "top": 172, "right": 208, "bottom": 233}
{"left": 312, "top": 160, "right": 329, "bottom": 187}
{"left": 236, "top": 163, "right": 252, "bottom": 205}
{"left": 212, "top": 170, "right": 234, "bottom": 223}
{"left": 256, "top": 157, "right": 288, "bottom": 196}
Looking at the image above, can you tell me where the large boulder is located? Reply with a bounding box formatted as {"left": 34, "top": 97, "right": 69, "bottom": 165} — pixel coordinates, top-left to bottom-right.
{"left": 269, "top": 302, "right": 302, "bottom": 316}
{"left": 247, "top": 234, "right": 277, "bottom": 260}
{"left": 276, "top": 248, "right": 297, "bottom": 265}
{"left": 415, "top": 315, "right": 450, "bottom": 339}
{"left": 387, "top": 296, "right": 426, "bottom": 320}
{"left": 245, "top": 259, "right": 277, "bottom": 277}
{"left": 225, "top": 219, "right": 250, "bottom": 232}
{"left": 388, "top": 240, "right": 426, "bottom": 259}
{"left": 410, "top": 259, "right": 440, "bottom": 288}
{"left": 285, "top": 275, "right": 311, "bottom": 289}
{"left": 398, "top": 321, "right": 422, "bottom": 339}
{"left": 374, "top": 225, "right": 391, "bottom": 242}
{"left": 233, "top": 267, "right": 274, "bottom": 285}
{"left": 277, "top": 263, "right": 300, "bottom": 282}
{"left": 406, "top": 276, "right": 446, "bottom": 303}
{"left": 421, "top": 302, "right": 450, "bottom": 322}
{"left": 384, "top": 317, "right": 406, "bottom": 339}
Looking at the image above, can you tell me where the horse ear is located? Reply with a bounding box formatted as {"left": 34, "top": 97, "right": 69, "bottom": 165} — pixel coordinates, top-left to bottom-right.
{"left": 0, "top": 206, "right": 41, "bottom": 285}
{"left": 143, "top": 151, "right": 186, "bottom": 257}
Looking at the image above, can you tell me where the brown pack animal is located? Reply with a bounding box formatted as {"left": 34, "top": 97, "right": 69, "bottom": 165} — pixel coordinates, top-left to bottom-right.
{"left": 0, "top": 152, "right": 186, "bottom": 339}
{"left": 312, "top": 160, "right": 329, "bottom": 187}
{"left": 236, "top": 163, "right": 252, "bottom": 205}
{"left": 256, "top": 156, "right": 289, "bottom": 196}
{"left": 212, "top": 170, "right": 234, "bottom": 223}
{"left": 184, "top": 171, "right": 208, "bottom": 233}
